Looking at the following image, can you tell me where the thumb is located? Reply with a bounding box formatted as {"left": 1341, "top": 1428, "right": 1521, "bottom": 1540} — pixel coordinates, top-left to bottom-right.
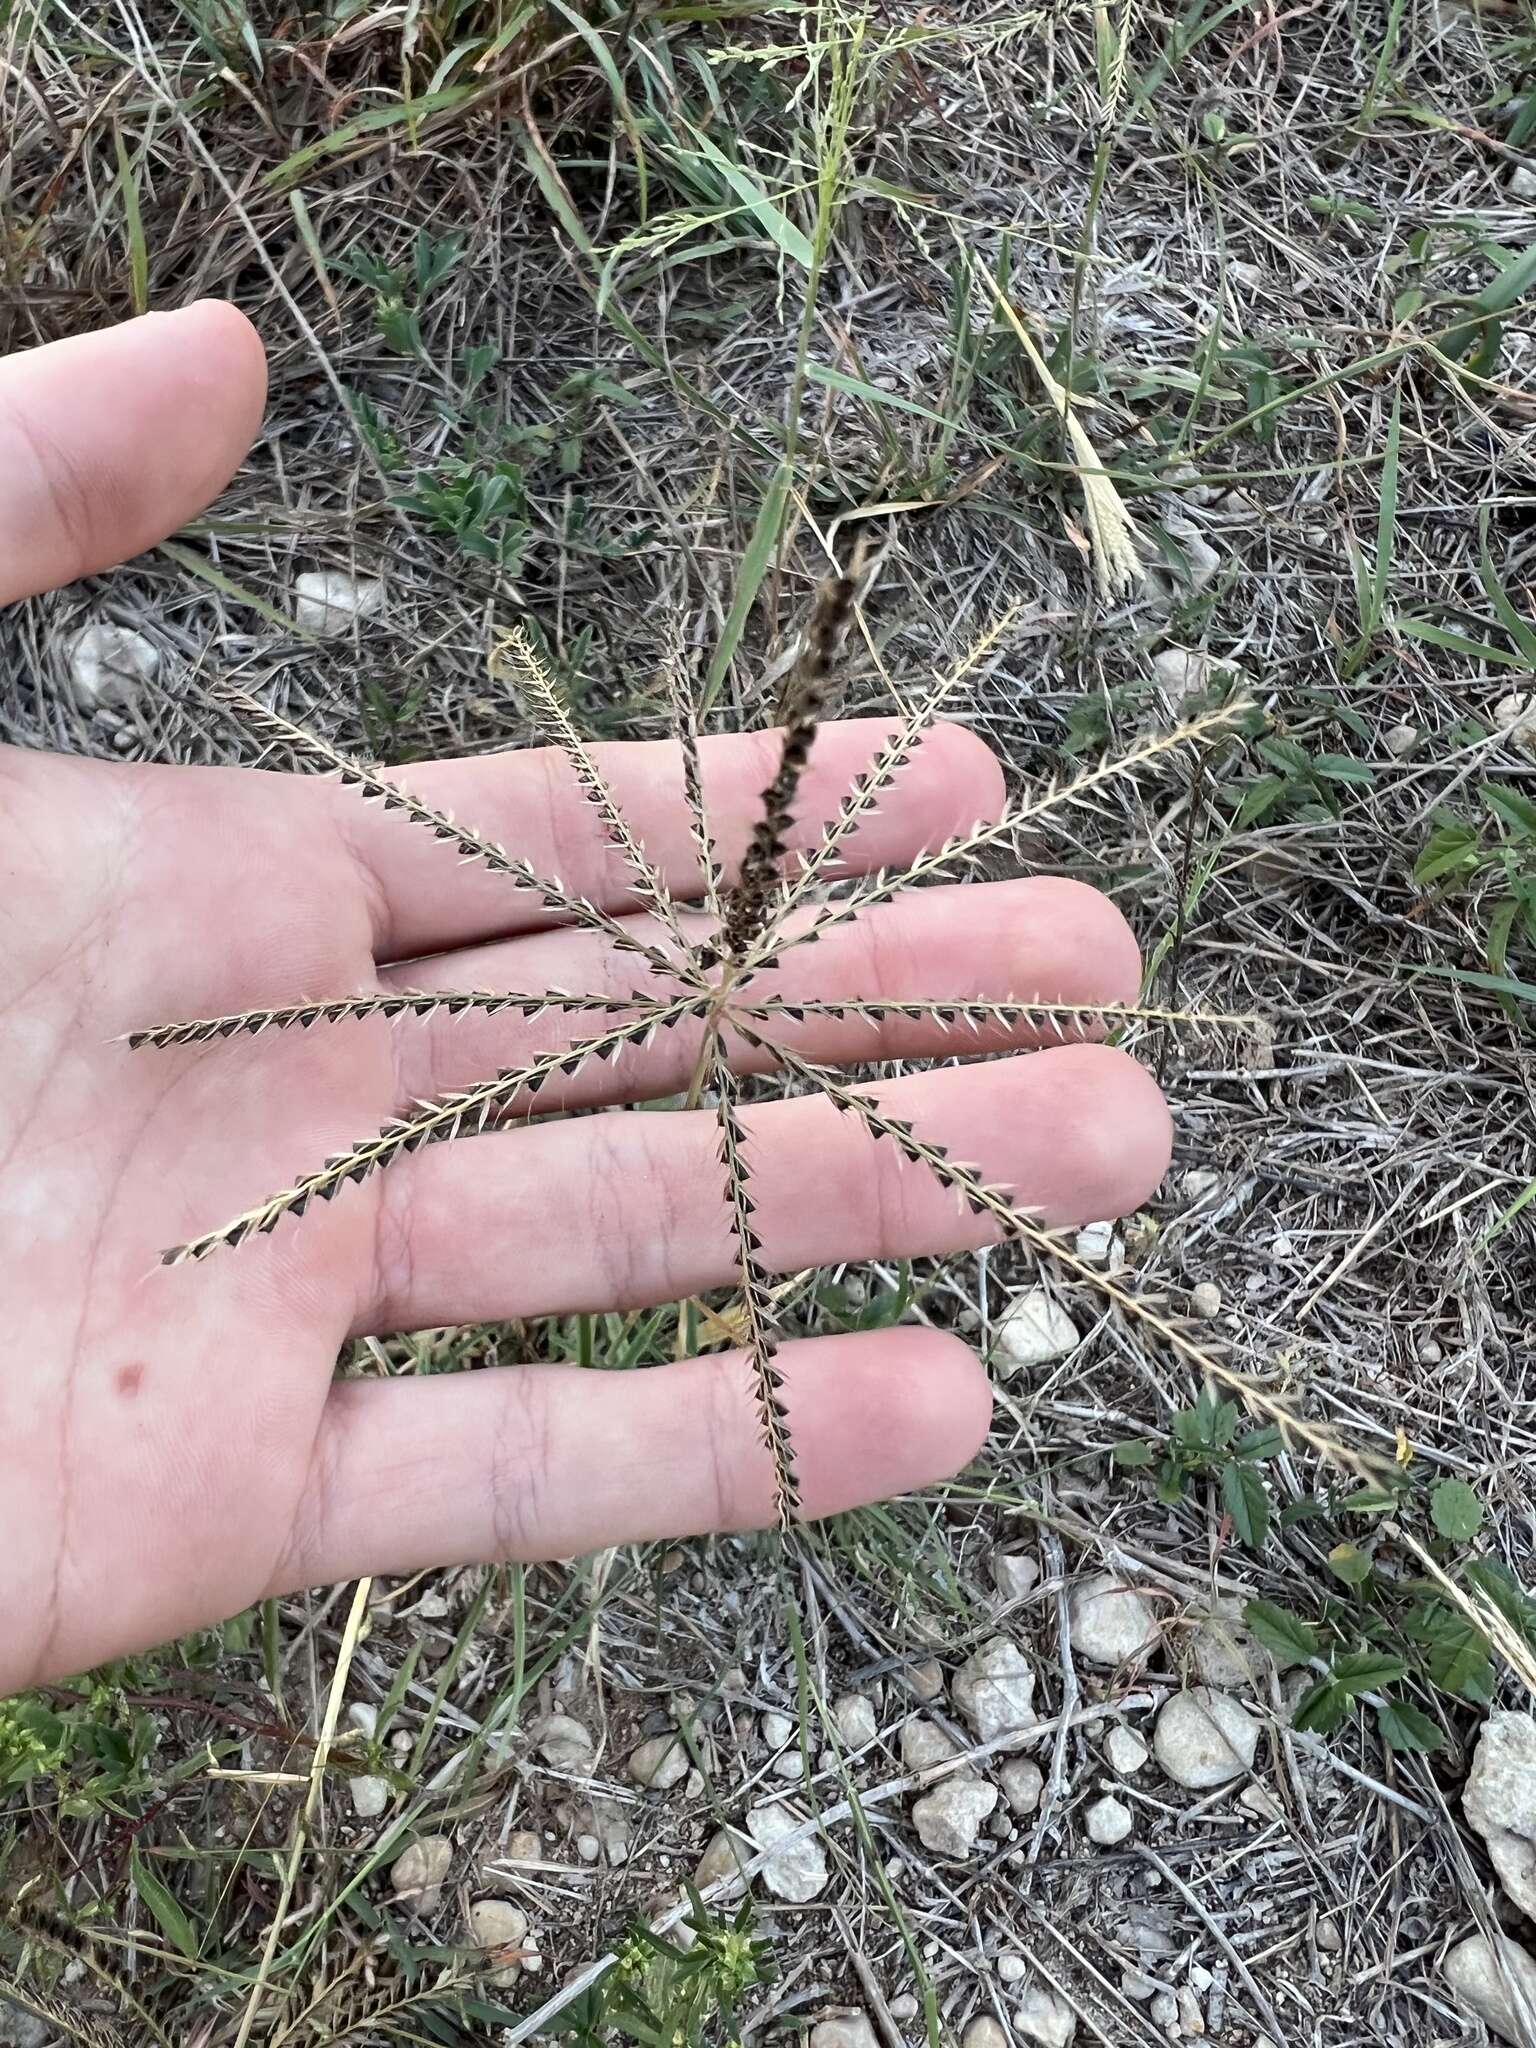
{"left": 0, "top": 301, "right": 267, "bottom": 605}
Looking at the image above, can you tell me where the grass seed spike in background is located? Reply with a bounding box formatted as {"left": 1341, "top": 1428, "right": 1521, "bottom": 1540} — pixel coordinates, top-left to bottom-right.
{"left": 133, "top": 573, "right": 1250, "bottom": 1531}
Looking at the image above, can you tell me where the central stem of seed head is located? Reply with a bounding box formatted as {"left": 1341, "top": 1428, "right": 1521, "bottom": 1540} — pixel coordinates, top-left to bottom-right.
{"left": 718, "top": 559, "right": 860, "bottom": 962}
{"left": 684, "top": 555, "right": 863, "bottom": 1113}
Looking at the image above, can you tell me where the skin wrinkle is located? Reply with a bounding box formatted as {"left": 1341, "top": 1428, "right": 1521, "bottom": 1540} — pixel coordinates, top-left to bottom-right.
{"left": 0, "top": 387, "right": 98, "bottom": 587}
{"left": 275, "top": 1390, "right": 346, "bottom": 1593}
{"left": 535, "top": 740, "right": 596, "bottom": 911}
{"left": 32, "top": 1127, "right": 122, "bottom": 1687}
{"left": 338, "top": 805, "right": 399, "bottom": 962}
{"left": 583, "top": 1102, "right": 661, "bottom": 1309}
{"left": 703, "top": 1350, "right": 747, "bottom": 1529}
{"left": 371, "top": 1000, "right": 421, "bottom": 1333}
{"left": 488, "top": 1362, "right": 547, "bottom": 1560}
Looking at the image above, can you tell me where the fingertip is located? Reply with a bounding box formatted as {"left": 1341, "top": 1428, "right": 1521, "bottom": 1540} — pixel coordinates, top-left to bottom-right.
{"left": 794, "top": 1327, "right": 993, "bottom": 1518}
{"left": 179, "top": 299, "right": 268, "bottom": 419}
{"left": 902, "top": 1328, "right": 995, "bottom": 1472}
{"left": 1048, "top": 1041, "right": 1173, "bottom": 1220}
{"left": 147, "top": 300, "right": 268, "bottom": 495}
{"left": 0, "top": 302, "right": 268, "bottom": 604}
{"left": 992, "top": 875, "right": 1144, "bottom": 1010}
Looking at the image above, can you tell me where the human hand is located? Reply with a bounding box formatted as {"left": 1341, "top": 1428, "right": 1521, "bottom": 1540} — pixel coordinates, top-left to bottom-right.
{"left": 0, "top": 305, "right": 1171, "bottom": 1692}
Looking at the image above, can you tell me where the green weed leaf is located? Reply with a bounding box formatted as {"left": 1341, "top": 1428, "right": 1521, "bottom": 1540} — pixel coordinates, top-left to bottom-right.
{"left": 1375, "top": 1698, "right": 1443, "bottom": 1752}
{"left": 1243, "top": 1599, "right": 1320, "bottom": 1664}
{"left": 1430, "top": 1478, "right": 1484, "bottom": 1543}
{"left": 1483, "top": 784, "right": 1536, "bottom": 841}
{"left": 1222, "top": 1459, "right": 1270, "bottom": 1547}
{"left": 1112, "top": 1439, "right": 1156, "bottom": 1469}
{"left": 131, "top": 1846, "right": 202, "bottom": 1959}
{"left": 1292, "top": 1677, "right": 1350, "bottom": 1735}
{"left": 1328, "top": 1542, "right": 1373, "bottom": 1586}
{"left": 1414, "top": 821, "right": 1482, "bottom": 887}
{"left": 1331, "top": 1649, "right": 1408, "bottom": 1698}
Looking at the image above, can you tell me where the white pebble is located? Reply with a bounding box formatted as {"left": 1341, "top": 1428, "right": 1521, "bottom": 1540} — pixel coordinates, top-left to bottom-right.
{"left": 391, "top": 1835, "right": 452, "bottom": 1913}
{"left": 1069, "top": 1575, "right": 1159, "bottom": 1667}
{"left": 349, "top": 1774, "right": 389, "bottom": 1819}
{"left": 1085, "top": 1794, "right": 1133, "bottom": 1846}
{"left": 910, "top": 1777, "right": 999, "bottom": 1858}
{"left": 963, "top": 2020, "right": 1009, "bottom": 2048}
{"left": 1155, "top": 1690, "right": 1261, "bottom": 1789}
{"left": 1105, "top": 1725, "right": 1149, "bottom": 1776}
{"left": 467, "top": 1898, "right": 528, "bottom": 1986}
{"left": 991, "top": 1288, "right": 1079, "bottom": 1375}
{"left": 993, "top": 1551, "right": 1041, "bottom": 1603}
{"left": 628, "top": 1733, "right": 689, "bottom": 1790}
{"left": 1189, "top": 1281, "right": 1222, "bottom": 1319}
{"left": 294, "top": 568, "right": 384, "bottom": 637}
{"left": 833, "top": 1695, "right": 878, "bottom": 1748}
{"left": 909, "top": 1660, "right": 945, "bottom": 1703}
{"left": 65, "top": 622, "right": 158, "bottom": 710}
{"left": 809, "top": 2015, "right": 879, "bottom": 2048}
{"left": 761, "top": 1711, "right": 795, "bottom": 1748}
{"left": 1494, "top": 693, "right": 1536, "bottom": 753}
{"left": 1001, "top": 1758, "right": 1044, "bottom": 1814}
{"left": 1384, "top": 723, "right": 1418, "bottom": 758}
{"left": 745, "top": 1801, "right": 829, "bottom": 1901}
{"left": 1014, "top": 1985, "right": 1077, "bottom": 2048}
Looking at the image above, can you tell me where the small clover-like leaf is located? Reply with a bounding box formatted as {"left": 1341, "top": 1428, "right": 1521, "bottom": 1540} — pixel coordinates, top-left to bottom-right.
{"left": 1327, "top": 1542, "right": 1373, "bottom": 1587}
{"left": 1430, "top": 1477, "right": 1484, "bottom": 1544}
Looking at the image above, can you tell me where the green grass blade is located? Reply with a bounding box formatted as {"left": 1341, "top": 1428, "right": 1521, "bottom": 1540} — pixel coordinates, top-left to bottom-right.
{"left": 1414, "top": 962, "right": 1536, "bottom": 1005}
{"left": 262, "top": 86, "right": 478, "bottom": 186}
{"left": 1397, "top": 617, "right": 1530, "bottom": 668}
{"left": 703, "top": 458, "right": 790, "bottom": 711}
{"left": 157, "top": 539, "right": 320, "bottom": 637}
{"left": 113, "top": 122, "right": 149, "bottom": 315}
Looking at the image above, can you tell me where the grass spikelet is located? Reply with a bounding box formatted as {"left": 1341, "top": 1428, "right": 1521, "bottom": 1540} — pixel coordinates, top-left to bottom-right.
{"left": 721, "top": 559, "right": 861, "bottom": 961}
{"left": 977, "top": 266, "right": 1144, "bottom": 601}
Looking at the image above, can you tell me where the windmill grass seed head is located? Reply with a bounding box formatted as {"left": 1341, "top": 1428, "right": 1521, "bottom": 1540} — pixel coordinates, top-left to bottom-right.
{"left": 135, "top": 568, "right": 1261, "bottom": 1532}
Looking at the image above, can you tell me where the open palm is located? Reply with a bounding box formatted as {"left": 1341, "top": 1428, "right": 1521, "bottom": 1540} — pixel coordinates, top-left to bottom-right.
{"left": 0, "top": 305, "right": 1170, "bottom": 1692}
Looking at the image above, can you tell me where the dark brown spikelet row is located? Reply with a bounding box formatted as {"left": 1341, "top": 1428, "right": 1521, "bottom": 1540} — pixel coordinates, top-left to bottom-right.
{"left": 205, "top": 682, "right": 686, "bottom": 983}
{"left": 720, "top": 563, "right": 861, "bottom": 961}
{"left": 491, "top": 628, "right": 694, "bottom": 956}
{"left": 739, "top": 1026, "right": 1029, "bottom": 1239}
{"left": 4, "top": 1900, "right": 173, "bottom": 2048}
{"left": 662, "top": 627, "right": 724, "bottom": 919}
{"left": 162, "top": 999, "right": 698, "bottom": 1264}
{"left": 711, "top": 1038, "right": 800, "bottom": 1531}
{"left": 767, "top": 611, "right": 1021, "bottom": 943}
{"left": 124, "top": 988, "right": 646, "bottom": 1050}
